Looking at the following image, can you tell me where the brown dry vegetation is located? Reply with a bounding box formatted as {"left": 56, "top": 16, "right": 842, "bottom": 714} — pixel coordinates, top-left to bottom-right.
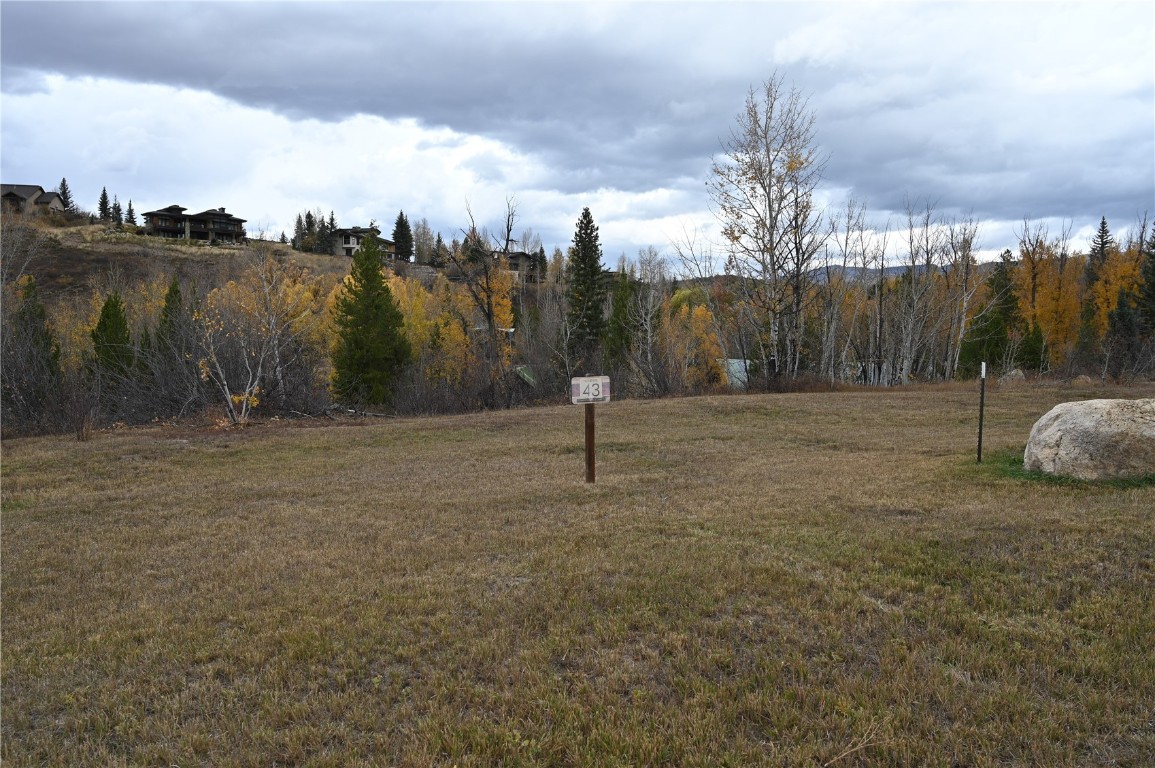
{"left": 3, "top": 382, "right": 1154, "bottom": 766}
{"left": 13, "top": 222, "right": 350, "bottom": 300}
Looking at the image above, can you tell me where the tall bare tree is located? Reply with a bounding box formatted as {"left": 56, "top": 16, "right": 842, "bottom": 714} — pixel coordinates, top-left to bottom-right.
{"left": 818, "top": 197, "right": 869, "bottom": 383}
{"left": 942, "top": 215, "right": 981, "bottom": 378}
{"left": 894, "top": 200, "right": 945, "bottom": 384}
{"left": 708, "top": 72, "right": 826, "bottom": 386}
{"left": 629, "top": 246, "right": 671, "bottom": 395}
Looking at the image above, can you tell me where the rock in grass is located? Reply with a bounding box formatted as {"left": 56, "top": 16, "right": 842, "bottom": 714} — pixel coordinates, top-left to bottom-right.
{"left": 999, "top": 368, "right": 1026, "bottom": 386}
{"left": 1024, "top": 399, "right": 1155, "bottom": 480}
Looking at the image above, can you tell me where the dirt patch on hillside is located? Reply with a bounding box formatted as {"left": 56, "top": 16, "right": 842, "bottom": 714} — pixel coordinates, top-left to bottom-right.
{"left": 10, "top": 224, "right": 349, "bottom": 300}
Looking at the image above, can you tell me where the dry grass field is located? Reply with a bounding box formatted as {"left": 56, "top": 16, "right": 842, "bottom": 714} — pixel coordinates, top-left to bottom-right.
{"left": 3, "top": 382, "right": 1154, "bottom": 766}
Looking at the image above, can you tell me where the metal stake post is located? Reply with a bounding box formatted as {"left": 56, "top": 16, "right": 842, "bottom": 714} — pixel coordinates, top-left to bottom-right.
{"left": 977, "top": 361, "right": 986, "bottom": 463}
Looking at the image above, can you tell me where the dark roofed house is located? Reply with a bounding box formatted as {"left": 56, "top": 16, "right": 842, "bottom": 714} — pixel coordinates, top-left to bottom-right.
{"left": 1, "top": 184, "right": 66, "bottom": 216}
{"left": 142, "top": 205, "right": 246, "bottom": 244}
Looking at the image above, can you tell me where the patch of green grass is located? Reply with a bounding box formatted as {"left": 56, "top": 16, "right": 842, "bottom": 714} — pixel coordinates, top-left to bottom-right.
{"left": 981, "top": 446, "right": 1155, "bottom": 489}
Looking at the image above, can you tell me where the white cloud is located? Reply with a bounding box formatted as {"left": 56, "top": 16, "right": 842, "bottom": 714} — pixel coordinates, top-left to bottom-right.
{"left": 1, "top": 74, "right": 707, "bottom": 253}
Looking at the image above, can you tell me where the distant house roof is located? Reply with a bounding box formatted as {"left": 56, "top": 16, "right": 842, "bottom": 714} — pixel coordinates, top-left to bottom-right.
{"left": 188, "top": 207, "right": 247, "bottom": 223}
{"left": 1, "top": 184, "right": 46, "bottom": 201}
{"left": 142, "top": 205, "right": 188, "bottom": 217}
{"left": 334, "top": 226, "right": 381, "bottom": 236}
{"left": 1, "top": 184, "right": 65, "bottom": 211}
{"left": 142, "top": 205, "right": 246, "bottom": 223}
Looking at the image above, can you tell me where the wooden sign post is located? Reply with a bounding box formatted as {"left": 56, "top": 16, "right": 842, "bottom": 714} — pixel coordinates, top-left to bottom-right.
{"left": 571, "top": 376, "right": 611, "bottom": 483}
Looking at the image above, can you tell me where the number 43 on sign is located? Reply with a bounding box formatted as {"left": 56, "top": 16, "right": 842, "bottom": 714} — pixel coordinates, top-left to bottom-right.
{"left": 571, "top": 376, "right": 611, "bottom": 404}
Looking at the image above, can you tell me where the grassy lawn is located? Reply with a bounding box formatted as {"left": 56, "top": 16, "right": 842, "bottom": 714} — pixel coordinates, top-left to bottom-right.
{"left": 3, "top": 382, "right": 1153, "bottom": 766}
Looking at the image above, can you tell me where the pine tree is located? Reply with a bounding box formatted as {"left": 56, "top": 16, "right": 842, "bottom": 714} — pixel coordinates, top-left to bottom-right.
{"left": 604, "top": 267, "right": 635, "bottom": 372}
{"left": 392, "top": 211, "right": 414, "bottom": 263}
{"left": 91, "top": 292, "right": 134, "bottom": 378}
{"left": 293, "top": 213, "right": 305, "bottom": 250}
{"left": 280, "top": 231, "right": 289, "bottom": 245}
{"left": 1085, "top": 216, "right": 1114, "bottom": 287}
{"left": 958, "top": 250, "right": 1020, "bottom": 376}
{"left": 1105, "top": 286, "right": 1140, "bottom": 379}
{"left": 111, "top": 196, "right": 123, "bottom": 227}
{"left": 331, "top": 234, "right": 412, "bottom": 407}
{"left": 316, "top": 213, "right": 331, "bottom": 254}
{"left": 431, "top": 233, "right": 446, "bottom": 268}
{"left": 1139, "top": 228, "right": 1155, "bottom": 335}
{"left": 535, "top": 245, "right": 548, "bottom": 283}
{"left": 125, "top": 200, "right": 137, "bottom": 226}
{"left": 0, "top": 277, "right": 61, "bottom": 430}
{"left": 157, "top": 279, "right": 184, "bottom": 346}
{"left": 151, "top": 277, "right": 203, "bottom": 412}
{"left": 57, "top": 178, "right": 76, "bottom": 213}
{"left": 565, "top": 207, "right": 608, "bottom": 370}
{"left": 98, "top": 187, "right": 111, "bottom": 221}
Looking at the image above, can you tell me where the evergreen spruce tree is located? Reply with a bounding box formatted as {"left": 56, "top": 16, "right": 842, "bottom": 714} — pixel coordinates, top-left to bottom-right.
{"left": 57, "top": 177, "right": 76, "bottom": 213}
{"left": 125, "top": 200, "right": 137, "bottom": 226}
{"left": 1085, "top": 216, "right": 1114, "bottom": 287}
{"left": 149, "top": 277, "right": 202, "bottom": 410}
{"left": 157, "top": 279, "right": 185, "bottom": 347}
{"left": 535, "top": 245, "right": 548, "bottom": 283}
{"left": 1019, "top": 323, "right": 1046, "bottom": 373}
{"left": 280, "top": 231, "right": 289, "bottom": 244}
{"left": 957, "top": 250, "right": 1019, "bottom": 376}
{"left": 0, "top": 277, "right": 61, "bottom": 429}
{"left": 565, "top": 207, "right": 608, "bottom": 370}
{"left": 1139, "top": 228, "right": 1155, "bottom": 335}
{"left": 604, "top": 267, "right": 635, "bottom": 372}
{"left": 431, "top": 233, "right": 446, "bottom": 268}
{"left": 293, "top": 214, "right": 305, "bottom": 250}
{"left": 1105, "top": 286, "right": 1140, "bottom": 379}
{"left": 1071, "top": 219, "right": 1116, "bottom": 373}
{"left": 331, "top": 234, "right": 412, "bottom": 407}
{"left": 316, "top": 214, "right": 331, "bottom": 254}
{"left": 111, "top": 196, "right": 123, "bottom": 227}
{"left": 91, "top": 292, "right": 134, "bottom": 378}
{"left": 98, "top": 187, "right": 111, "bottom": 221}
{"left": 392, "top": 211, "right": 414, "bottom": 263}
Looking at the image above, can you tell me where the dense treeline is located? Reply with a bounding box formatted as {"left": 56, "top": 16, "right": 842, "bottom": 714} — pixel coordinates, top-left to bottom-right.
{"left": 1, "top": 201, "right": 1153, "bottom": 438}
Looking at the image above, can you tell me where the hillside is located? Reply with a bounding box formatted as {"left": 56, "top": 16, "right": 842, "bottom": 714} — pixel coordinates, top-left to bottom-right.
{"left": 5, "top": 222, "right": 351, "bottom": 299}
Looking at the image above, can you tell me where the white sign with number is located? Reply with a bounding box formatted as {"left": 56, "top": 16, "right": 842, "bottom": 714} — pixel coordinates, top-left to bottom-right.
{"left": 571, "top": 376, "right": 611, "bottom": 404}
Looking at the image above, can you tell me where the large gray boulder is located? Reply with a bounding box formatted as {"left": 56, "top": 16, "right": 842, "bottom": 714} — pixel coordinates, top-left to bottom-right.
{"left": 1024, "top": 399, "right": 1155, "bottom": 480}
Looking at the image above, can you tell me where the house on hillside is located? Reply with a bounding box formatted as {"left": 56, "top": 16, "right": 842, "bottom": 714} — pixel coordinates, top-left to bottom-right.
{"left": 332, "top": 226, "right": 396, "bottom": 258}
{"left": 1, "top": 184, "right": 66, "bottom": 216}
{"left": 504, "top": 250, "right": 542, "bottom": 283}
{"left": 142, "top": 205, "right": 247, "bottom": 244}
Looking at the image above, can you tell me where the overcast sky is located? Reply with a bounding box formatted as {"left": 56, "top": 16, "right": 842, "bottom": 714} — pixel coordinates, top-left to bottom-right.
{"left": 3, "top": 1, "right": 1152, "bottom": 265}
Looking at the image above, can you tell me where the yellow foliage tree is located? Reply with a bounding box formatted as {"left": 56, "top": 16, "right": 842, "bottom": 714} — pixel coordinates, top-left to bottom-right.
{"left": 662, "top": 299, "right": 726, "bottom": 392}
{"left": 1085, "top": 245, "right": 1142, "bottom": 340}
{"left": 1033, "top": 253, "right": 1084, "bottom": 365}
{"left": 196, "top": 248, "right": 328, "bottom": 424}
